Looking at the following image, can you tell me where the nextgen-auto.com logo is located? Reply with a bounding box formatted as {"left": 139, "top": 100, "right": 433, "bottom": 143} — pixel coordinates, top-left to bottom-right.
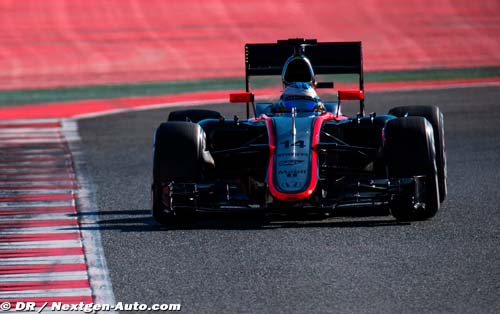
{"left": 1, "top": 301, "right": 181, "bottom": 312}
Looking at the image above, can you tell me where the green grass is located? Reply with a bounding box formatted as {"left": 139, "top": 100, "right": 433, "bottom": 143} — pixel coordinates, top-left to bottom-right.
{"left": 0, "top": 78, "right": 245, "bottom": 107}
{"left": 0, "top": 67, "right": 498, "bottom": 107}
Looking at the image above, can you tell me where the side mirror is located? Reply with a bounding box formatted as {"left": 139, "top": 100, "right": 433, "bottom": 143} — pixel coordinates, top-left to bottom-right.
{"left": 338, "top": 90, "right": 364, "bottom": 101}
{"left": 229, "top": 92, "right": 254, "bottom": 103}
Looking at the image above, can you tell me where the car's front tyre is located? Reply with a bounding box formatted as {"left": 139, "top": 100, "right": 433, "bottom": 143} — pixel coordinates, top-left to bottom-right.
{"left": 384, "top": 117, "right": 440, "bottom": 221}
{"left": 388, "top": 105, "right": 447, "bottom": 203}
{"left": 152, "top": 121, "right": 212, "bottom": 225}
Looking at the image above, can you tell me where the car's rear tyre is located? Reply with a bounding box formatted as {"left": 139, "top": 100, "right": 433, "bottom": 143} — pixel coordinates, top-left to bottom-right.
{"left": 152, "top": 122, "right": 212, "bottom": 225}
{"left": 384, "top": 117, "right": 440, "bottom": 221}
{"left": 388, "top": 105, "right": 447, "bottom": 202}
{"left": 168, "top": 109, "right": 222, "bottom": 123}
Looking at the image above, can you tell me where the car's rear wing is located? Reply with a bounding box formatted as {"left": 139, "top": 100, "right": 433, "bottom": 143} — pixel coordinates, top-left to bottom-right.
{"left": 244, "top": 40, "right": 365, "bottom": 115}
{"left": 245, "top": 41, "right": 361, "bottom": 74}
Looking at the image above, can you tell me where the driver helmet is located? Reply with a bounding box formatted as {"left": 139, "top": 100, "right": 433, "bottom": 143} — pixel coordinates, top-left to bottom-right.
{"left": 279, "top": 82, "right": 322, "bottom": 112}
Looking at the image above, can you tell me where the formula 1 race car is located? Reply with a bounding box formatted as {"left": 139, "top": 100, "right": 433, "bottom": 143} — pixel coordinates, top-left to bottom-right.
{"left": 152, "top": 38, "right": 446, "bottom": 225}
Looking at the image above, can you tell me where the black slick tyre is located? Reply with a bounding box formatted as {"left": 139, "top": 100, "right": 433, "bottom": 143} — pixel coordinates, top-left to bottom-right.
{"left": 152, "top": 121, "right": 210, "bottom": 225}
{"left": 388, "top": 105, "right": 447, "bottom": 202}
{"left": 384, "top": 117, "right": 440, "bottom": 221}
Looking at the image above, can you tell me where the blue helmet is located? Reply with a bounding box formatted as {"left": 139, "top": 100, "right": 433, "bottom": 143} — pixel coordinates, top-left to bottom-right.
{"left": 279, "top": 82, "right": 321, "bottom": 112}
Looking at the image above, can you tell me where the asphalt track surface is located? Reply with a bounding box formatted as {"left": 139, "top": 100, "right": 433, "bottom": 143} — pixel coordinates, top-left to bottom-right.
{"left": 79, "top": 86, "right": 500, "bottom": 314}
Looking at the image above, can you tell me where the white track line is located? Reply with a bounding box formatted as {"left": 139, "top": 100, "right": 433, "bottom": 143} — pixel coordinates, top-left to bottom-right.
{"left": 0, "top": 139, "right": 65, "bottom": 144}
{"left": 0, "top": 148, "right": 67, "bottom": 155}
{"left": 0, "top": 239, "right": 82, "bottom": 248}
{"left": 0, "top": 213, "right": 77, "bottom": 221}
{"left": 0, "top": 180, "right": 75, "bottom": 185}
{"left": 0, "top": 256, "right": 85, "bottom": 266}
{"left": 0, "top": 288, "right": 92, "bottom": 298}
{"left": 0, "top": 128, "right": 62, "bottom": 134}
{"left": 63, "top": 119, "right": 117, "bottom": 311}
{"left": 0, "top": 191, "right": 73, "bottom": 196}
{"left": 0, "top": 118, "right": 61, "bottom": 124}
{"left": 0, "top": 228, "right": 79, "bottom": 235}
{"left": 0, "top": 189, "right": 74, "bottom": 195}
{"left": 0, "top": 181, "right": 76, "bottom": 187}
{"left": 0, "top": 271, "right": 88, "bottom": 282}
{"left": 0, "top": 207, "right": 74, "bottom": 213}
{"left": 0, "top": 228, "right": 79, "bottom": 234}
{"left": 0, "top": 134, "right": 61, "bottom": 139}
{"left": 0, "top": 169, "right": 71, "bottom": 175}
{"left": 0, "top": 160, "right": 70, "bottom": 166}
{"left": 0, "top": 174, "right": 75, "bottom": 180}
{"left": 0, "top": 201, "right": 74, "bottom": 208}
{"left": 0, "top": 153, "right": 70, "bottom": 158}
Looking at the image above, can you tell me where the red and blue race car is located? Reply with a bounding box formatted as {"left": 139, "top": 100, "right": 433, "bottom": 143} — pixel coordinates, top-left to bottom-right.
{"left": 152, "top": 38, "right": 446, "bottom": 225}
